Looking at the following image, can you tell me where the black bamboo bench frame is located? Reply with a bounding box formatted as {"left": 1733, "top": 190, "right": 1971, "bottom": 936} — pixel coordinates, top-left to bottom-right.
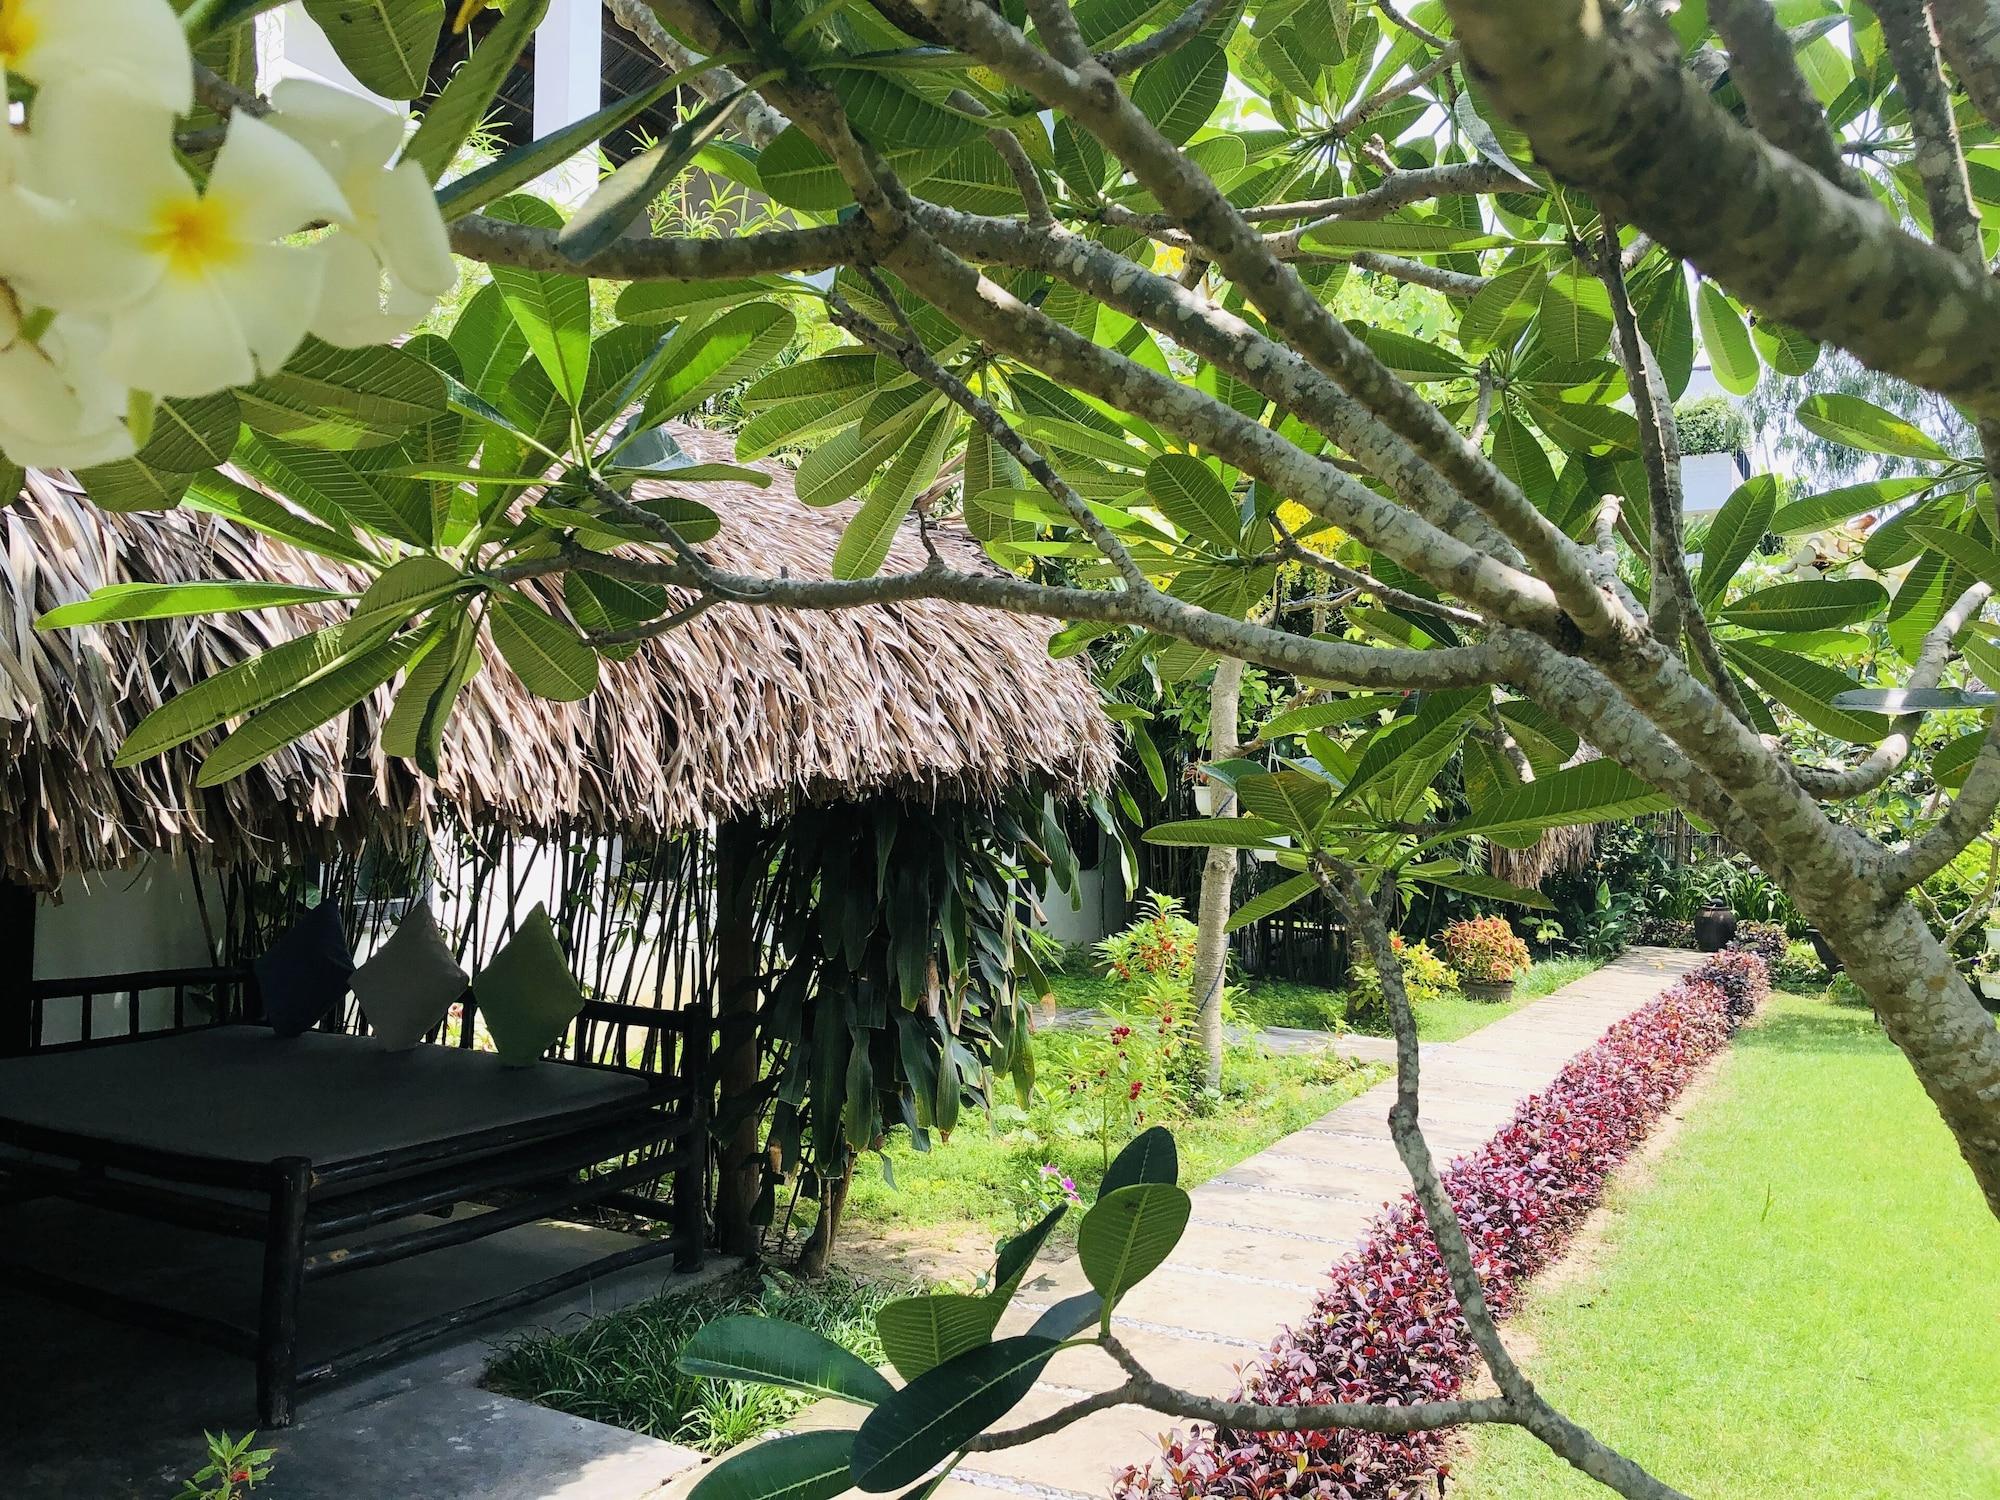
{"left": 0, "top": 967, "right": 709, "bottom": 1427}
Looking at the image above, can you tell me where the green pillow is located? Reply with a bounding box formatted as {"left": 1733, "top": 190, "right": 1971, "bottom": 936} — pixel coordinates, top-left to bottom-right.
{"left": 472, "top": 905, "right": 584, "bottom": 1067}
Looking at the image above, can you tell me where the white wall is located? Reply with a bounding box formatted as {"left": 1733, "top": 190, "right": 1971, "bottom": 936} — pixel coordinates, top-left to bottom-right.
{"left": 32, "top": 855, "right": 226, "bottom": 1042}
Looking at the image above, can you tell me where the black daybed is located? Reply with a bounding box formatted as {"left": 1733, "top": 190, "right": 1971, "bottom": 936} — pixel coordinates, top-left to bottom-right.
{"left": 0, "top": 970, "right": 706, "bottom": 1426}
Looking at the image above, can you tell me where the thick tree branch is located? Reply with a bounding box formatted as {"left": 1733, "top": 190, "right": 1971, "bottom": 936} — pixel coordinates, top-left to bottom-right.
{"left": 1095, "top": 0, "right": 1230, "bottom": 76}
{"left": 1930, "top": 0, "right": 2000, "bottom": 132}
{"left": 611, "top": 0, "right": 789, "bottom": 146}
{"left": 1709, "top": 0, "right": 1868, "bottom": 194}
{"left": 446, "top": 213, "right": 860, "bottom": 278}
{"left": 1442, "top": 0, "right": 2000, "bottom": 417}
{"left": 1874, "top": 0, "right": 1986, "bottom": 259}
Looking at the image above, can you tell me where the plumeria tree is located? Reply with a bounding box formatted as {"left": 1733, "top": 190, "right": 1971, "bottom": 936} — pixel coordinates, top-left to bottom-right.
{"left": 16, "top": 1, "right": 2000, "bottom": 1494}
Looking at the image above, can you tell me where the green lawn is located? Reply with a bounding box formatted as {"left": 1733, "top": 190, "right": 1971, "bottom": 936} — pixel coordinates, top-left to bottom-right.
{"left": 1453, "top": 991, "right": 2000, "bottom": 1500}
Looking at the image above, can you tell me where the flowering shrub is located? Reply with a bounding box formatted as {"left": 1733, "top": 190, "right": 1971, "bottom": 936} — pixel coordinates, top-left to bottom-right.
{"left": 1439, "top": 916, "right": 1532, "bottom": 984}
{"left": 0, "top": 0, "right": 453, "bottom": 470}
{"left": 1730, "top": 920, "right": 1789, "bottom": 967}
{"left": 1113, "top": 950, "right": 1766, "bottom": 1500}
{"left": 1346, "top": 935, "right": 1458, "bottom": 1028}
{"left": 1097, "top": 891, "right": 1201, "bottom": 984}
{"left": 1011, "top": 1162, "right": 1083, "bottom": 1233}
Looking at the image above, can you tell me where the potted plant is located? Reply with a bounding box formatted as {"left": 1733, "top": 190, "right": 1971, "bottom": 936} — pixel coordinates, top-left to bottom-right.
{"left": 1674, "top": 394, "right": 1749, "bottom": 510}
{"left": 1985, "top": 920, "right": 2000, "bottom": 954}
{"left": 1974, "top": 951, "right": 2000, "bottom": 1009}
{"left": 1439, "top": 916, "right": 1532, "bottom": 1002}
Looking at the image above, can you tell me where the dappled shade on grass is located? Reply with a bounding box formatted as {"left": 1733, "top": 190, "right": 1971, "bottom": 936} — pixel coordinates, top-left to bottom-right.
{"left": 1452, "top": 993, "right": 2000, "bottom": 1499}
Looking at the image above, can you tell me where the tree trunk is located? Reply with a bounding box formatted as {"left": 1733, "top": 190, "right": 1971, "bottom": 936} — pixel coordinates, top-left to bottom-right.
{"left": 712, "top": 819, "right": 764, "bottom": 1259}
{"left": 1189, "top": 657, "right": 1245, "bottom": 1092}
{"left": 1806, "top": 889, "right": 2000, "bottom": 1217}
{"left": 794, "top": 1151, "right": 853, "bottom": 1279}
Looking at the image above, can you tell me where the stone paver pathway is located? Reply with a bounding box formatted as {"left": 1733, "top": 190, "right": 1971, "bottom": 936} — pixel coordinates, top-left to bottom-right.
{"left": 931, "top": 947, "right": 1703, "bottom": 1500}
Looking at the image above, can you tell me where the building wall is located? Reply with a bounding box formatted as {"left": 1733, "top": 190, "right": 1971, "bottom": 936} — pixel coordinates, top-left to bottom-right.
{"left": 31, "top": 855, "right": 226, "bottom": 1042}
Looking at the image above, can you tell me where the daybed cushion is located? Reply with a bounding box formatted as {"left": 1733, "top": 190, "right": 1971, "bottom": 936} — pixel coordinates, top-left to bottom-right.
{"left": 352, "top": 905, "right": 467, "bottom": 1050}
{"left": 0, "top": 1026, "right": 647, "bottom": 1171}
{"left": 253, "top": 902, "right": 355, "bottom": 1037}
{"left": 473, "top": 904, "right": 585, "bottom": 1067}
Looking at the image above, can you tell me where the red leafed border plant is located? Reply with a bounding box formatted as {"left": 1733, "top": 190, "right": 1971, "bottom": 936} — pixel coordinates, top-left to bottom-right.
{"left": 1113, "top": 950, "right": 1769, "bottom": 1500}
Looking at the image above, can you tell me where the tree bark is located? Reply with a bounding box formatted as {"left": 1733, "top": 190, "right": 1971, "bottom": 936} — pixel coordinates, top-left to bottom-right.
{"left": 794, "top": 1151, "right": 853, "bottom": 1279}
{"left": 1189, "top": 657, "right": 1245, "bottom": 1092}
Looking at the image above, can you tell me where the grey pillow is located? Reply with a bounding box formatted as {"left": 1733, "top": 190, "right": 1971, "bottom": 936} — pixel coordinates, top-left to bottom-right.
{"left": 351, "top": 905, "right": 469, "bottom": 1051}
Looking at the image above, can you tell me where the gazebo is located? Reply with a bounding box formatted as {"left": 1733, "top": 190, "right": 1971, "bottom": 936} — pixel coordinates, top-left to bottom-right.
{"left": 0, "top": 426, "right": 1119, "bottom": 1421}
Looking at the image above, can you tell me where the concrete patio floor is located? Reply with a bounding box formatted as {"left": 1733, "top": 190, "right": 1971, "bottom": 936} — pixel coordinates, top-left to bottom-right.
{"left": 0, "top": 1199, "right": 733, "bottom": 1499}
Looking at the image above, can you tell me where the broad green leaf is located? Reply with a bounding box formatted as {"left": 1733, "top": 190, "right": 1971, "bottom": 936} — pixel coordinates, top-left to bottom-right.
{"left": 837, "top": 69, "right": 984, "bottom": 149}
{"left": 38, "top": 581, "right": 347, "bottom": 630}
{"left": 437, "top": 73, "right": 686, "bottom": 219}
{"left": 343, "top": 555, "right": 466, "bottom": 644}
{"left": 1491, "top": 409, "right": 1556, "bottom": 512}
{"left": 1407, "top": 867, "right": 1556, "bottom": 909}
{"left": 302, "top": 0, "right": 435, "bottom": 98}
{"left": 1695, "top": 282, "right": 1759, "bottom": 395}
{"left": 874, "top": 1293, "right": 1005, "bottom": 1382}
{"left": 832, "top": 409, "right": 954, "bottom": 580}
{"left": 1302, "top": 220, "right": 1518, "bottom": 255}
{"left": 558, "top": 89, "right": 748, "bottom": 263}
{"left": 236, "top": 431, "right": 430, "bottom": 546}
{"left": 1131, "top": 40, "right": 1226, "bottom": 145}
{"left": 485, "top": 196, "right": 591, "bottom": 407}
{"left": 381, "top": 612, "right": 479, "bottom": 773}
{"left": 1448, "top": 760, "right": 1673, "bottom": 845}
{"left": 197, "top": 633, "right": 419, "bottom": 786}
{"left": 449, "top": 282, "right": 533, "bottom": 405}
{"left": 1347, "top": 322, "right": 1472, "bottom": 382}
{"left": 678, "top": 1315, "right": 897, "bottom": 1407}
{"left": 850, "top": 1337, "right": 1060, "bottom": 1491}
{"left": 1770, "top": 476, "right": 1932, "bottom": 534}
{"left": 1933, "top": 727, "right": 1990, "bottom": 789}
{"left": 991, "top": 1202, "right": 1066, "bottom": 1301}
{"left": 1234, "top": 768, "right": 1333, "bottom": 836}
{"left": 685, "top": 1429, "right": 856, "bottom": 1500}
{"left": 1079, "top": 1182, "right": 1192, "bottom": 1312}
{"left": 404, "top": 0, "right": 551, "bottom": 182}
{"left": 237, "top": 337, "right": 447, "bottom": 450}
{"left": 1145, "top": 452, "right": 1240, "bottom": 549}
{"left": 1227, "top": 872, "right": 1318, "bottom": 931}
{"left": 1696, "top": 475, "right": 1780, "bottom": 604}
{"left": 182, "top": 473, "right": 374, "bottom": 565}
{"left": 644, "top": 303, "right": 798, "bottom": 424}
{"left": 1725, "top": 640, "right": 1893, "bottom": 742}
{"left": 1718, "top": 578, "right": 1888, "bottom": 632}
{"left": 1260, "top": 695, "right": 1397, "bottom": 738}
{"left": 759, "top": 125, "right": 952, "bottom": 211}
{"left": 1796, "top": 393, "right": 1951, "bottom": 460}
{"left": 114, "top": 625, "right": 353, "bottom": 765}
{"left": 1100, "top": 1124, "right": 1177, "bottom": 1201}
{"left": 1753, "top": 320, "right": 1820, "bottom": 376}
{"left": 797, "top": 412, "right": 933, "bottom": 508}
{"left": 72, "top": 458, "right": 194, "bottom": 513}
{"left": 137, "top": 392, "right": 240, "bottom": 471}
{"left": 1540, "top": 262, "right": 1614, "bottom": 361}
{"left": 616, "top": 276, "right": 792, "bottom": 328}
{"left": 1141, "top": 815, "right": 1291, "bottom": 847}
{"left": 490, "top": 592, "right": 600, "bottom": 701}
{"left": 1459, "top": 262, "right": 1545, "bottom": 356}
{"left": 1908, "top": 523, "right": 2000, "bottom": 590}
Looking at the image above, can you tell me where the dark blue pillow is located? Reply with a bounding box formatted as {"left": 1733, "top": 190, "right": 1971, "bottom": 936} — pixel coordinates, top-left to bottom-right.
{"left": 253, "top": 902, "right": 355, "bottom": 1038}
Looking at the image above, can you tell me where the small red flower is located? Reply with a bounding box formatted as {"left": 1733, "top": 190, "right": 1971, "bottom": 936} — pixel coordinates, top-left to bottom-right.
{"left": 1128, "top": 1079, "right": 1143, "bottom": 1101}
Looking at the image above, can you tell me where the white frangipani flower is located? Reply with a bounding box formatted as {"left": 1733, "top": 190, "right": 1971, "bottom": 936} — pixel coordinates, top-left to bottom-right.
{"left": 269, "top": 79, "right": 457, "bottom": 347}
{"left": 0, "top": 0, "right": 192, "bottom": 114}
{"left": 14, "top": 87, "right": 350, "bottom": 398}
{"left": 0, "top": 291, "right": 134, "bottom": 470}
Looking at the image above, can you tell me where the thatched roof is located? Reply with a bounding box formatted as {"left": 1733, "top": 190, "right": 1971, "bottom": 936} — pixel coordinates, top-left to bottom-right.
{"left": 1, "top": 426, "right": 1118, "bottom": 889}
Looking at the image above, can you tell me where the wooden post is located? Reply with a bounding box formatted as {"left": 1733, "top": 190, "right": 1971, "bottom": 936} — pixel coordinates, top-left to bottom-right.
{"left": 257, "top": 1157, "right": 311, "bottom": 1428}
{"left": 712, "top": 819, "right": 763, "bottom": 1259}
{"left": 1, "top": 878, "right": 35, "bottom": 1057}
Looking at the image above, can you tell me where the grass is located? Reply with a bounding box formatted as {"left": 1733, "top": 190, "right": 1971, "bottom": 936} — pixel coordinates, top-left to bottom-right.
{"left": 485, "top": 1269, "right": 901, "bottom": 1452}
{"left": 842, "top": 1041, "right": 1387, "bottom": 1253}
{"left": 1452, "top": 991, "right": 2000, "bottom": 1500}
{"left": 1051, "top": 954, "right": 1608, "bottom": 1044}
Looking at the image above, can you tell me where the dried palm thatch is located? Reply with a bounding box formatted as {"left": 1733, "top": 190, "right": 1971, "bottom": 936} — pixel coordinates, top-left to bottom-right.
{"left": 1, "top": 425, "right": 1118, "bottom": 890}
{"left": 1488, "top": 745, "right": 1603, "bottom": 889}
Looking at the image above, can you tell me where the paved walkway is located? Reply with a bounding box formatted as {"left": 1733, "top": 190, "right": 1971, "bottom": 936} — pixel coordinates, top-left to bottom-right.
{"left": 919, "top": 947, "right": 1704, "bottom": 1500}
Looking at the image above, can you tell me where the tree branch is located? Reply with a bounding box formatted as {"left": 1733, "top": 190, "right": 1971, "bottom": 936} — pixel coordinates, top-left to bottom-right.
{"left": 1709, "top": 0, "right": 1868, "bottom": 194}
{"left": 1929, "top": 0, "right": 2000, "bottom": 132}
{"left": 1095, "top": 0, "right": 1230, "bottom": 76}
{"left": 610, "top": 0, "right": 790, "bottom": 146}
{"left": 1442, "top": 0, "right": 2000, "bottom": 418}
{"left": 1874, "top": 0, "right": 1986, "bottom": 259}
{"left": 445, "top": 213, "right": 861, "bottom": 278}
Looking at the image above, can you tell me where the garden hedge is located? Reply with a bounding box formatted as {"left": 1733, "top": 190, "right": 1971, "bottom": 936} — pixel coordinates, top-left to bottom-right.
{"left": 1114, "top": 949, "right": 1770, "bottom": 1499}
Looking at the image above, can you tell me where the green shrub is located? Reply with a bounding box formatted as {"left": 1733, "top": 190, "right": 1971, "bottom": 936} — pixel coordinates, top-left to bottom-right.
{"left": 1347, "top": 935, "right": 1459, "bottom": 1026}
{"left": 1771, "top": 939, "right": 1827, "bottom": 990}
{"left": 1674, "top": 394, "right": 1748, "bottom": 455}
{"left": 1095, "top": 890, "right": 1199, "bottom": 983}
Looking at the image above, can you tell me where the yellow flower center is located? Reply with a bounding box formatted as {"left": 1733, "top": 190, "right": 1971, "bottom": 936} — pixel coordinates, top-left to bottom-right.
{"left": 143, "top": 194, "right": 241, "bottom": 278}
{"left": 0, "top": 0, "right": 39, "bottom": 69}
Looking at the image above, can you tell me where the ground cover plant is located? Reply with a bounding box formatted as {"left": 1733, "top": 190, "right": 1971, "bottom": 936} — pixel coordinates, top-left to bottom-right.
{"left": 1111, "top": 950, "right": 1771, "bottom": 1500}
{"left": 484, "top": 1270, "right": 901, "bottom": 1452}
{"left": 1450, "top": 991, "right": 2000, "bottom": 1500}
